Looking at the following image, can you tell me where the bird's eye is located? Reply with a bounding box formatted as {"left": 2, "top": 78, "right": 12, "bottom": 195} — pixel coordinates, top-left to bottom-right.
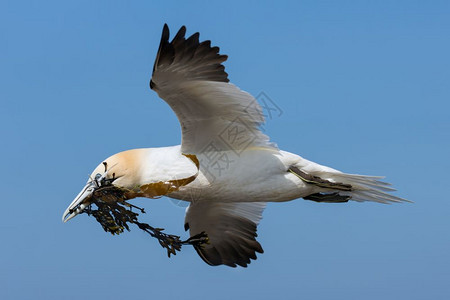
{"left": 95, "top": 173, "right": 102, "bottom": 180}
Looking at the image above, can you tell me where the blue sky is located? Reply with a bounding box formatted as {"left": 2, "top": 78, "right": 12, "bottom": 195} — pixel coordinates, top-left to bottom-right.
{"left": 1, "top": 1, "right": 449, "bottom": 299}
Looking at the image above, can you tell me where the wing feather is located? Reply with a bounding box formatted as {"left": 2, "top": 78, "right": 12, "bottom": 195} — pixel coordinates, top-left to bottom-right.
{"left": 185, "top": 201, "right": 266, "bottom": 267}
{"left": 150, "top": 24, "right": 276, "bottom": 154}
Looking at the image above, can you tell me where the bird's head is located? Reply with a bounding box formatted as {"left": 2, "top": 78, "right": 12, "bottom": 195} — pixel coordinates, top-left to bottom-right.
{"left": 62, "top": 150, "right": 144, "bottom": 223}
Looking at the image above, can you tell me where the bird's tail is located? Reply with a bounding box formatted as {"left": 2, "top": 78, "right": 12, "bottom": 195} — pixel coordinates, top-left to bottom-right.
{"left": 320, "top": 172, "right": 409, "bottom": 204}
{"left": 289, "top": 163, "right": 408, "bottom": 204}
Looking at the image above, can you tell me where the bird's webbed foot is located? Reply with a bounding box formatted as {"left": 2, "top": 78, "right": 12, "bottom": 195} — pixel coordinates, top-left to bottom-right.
{"left": 303, "top": 192, "right": 351, "bottom": 203}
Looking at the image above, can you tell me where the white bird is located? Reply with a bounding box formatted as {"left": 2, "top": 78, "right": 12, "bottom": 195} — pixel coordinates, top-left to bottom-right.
{"left": 62, "top": 24, "right": 407, "bottom": 267}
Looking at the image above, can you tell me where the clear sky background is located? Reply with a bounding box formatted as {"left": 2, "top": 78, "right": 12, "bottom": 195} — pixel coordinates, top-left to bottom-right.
{"left": 1, "top": 1, "right": 449, "bottom": 299}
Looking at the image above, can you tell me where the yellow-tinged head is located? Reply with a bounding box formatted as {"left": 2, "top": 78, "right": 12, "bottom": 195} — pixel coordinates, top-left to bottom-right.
{"left": 62, "top": 149, "right": 147, "bottom": 223}
{"left": 62, "top": 147, "right": 199, "bottom": 223}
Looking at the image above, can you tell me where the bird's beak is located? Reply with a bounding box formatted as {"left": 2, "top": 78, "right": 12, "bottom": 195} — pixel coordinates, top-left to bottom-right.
{"left": 62, "top": 183, "right": 95, "bottom": 223}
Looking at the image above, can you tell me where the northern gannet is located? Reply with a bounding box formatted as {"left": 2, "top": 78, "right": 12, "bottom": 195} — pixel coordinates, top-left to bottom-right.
{"left": 62, "top": 24, "right": 406, "bottom": 267}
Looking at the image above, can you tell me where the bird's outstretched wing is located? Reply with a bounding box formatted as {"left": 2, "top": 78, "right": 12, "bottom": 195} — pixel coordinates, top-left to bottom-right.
{"left": 150, "top": 24, "right": 276, "bottom": 155}
{"left": 184, "top": 201, "right": 266, "bottom": 267}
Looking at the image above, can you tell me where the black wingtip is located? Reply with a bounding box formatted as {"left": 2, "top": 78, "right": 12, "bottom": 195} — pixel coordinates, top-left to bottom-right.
{"left": 161, "top": 24, "right": 170, "bottom": 44}
{"left": 174, "top": 26, "right": 187, "bottom": 41}
{"left": 163, "top": 23, "right": 169, "bottom": 35}
{"left": 151, "top": 24, "right": 229, "bottom": 86}
{"left": 152, "top": 24, "right": 173, "bottom": 75}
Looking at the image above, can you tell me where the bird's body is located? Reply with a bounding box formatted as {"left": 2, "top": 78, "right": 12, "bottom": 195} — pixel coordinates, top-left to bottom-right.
{"left": 161, "top": 146, "right": 310, "bottom": 203}
{"left": 93, "top": 145, "right": 311, "bottom": 203}
{"left": 63, "top": 24, "right": 406, "bottom": 267}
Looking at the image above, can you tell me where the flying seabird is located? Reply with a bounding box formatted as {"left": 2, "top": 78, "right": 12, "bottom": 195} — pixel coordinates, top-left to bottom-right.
{"left": 62, "top": 24, "right": 407, "bottom": 267}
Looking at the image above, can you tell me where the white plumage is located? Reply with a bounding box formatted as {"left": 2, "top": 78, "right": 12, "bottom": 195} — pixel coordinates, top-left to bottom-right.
{"left": 62, "top": 24, "right": 407, "bottom": 267}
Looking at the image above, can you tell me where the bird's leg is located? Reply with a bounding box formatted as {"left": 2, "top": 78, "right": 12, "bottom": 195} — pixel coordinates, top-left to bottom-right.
{"left": 288, "top": 166, "right": 353, "bottom": 203}
{"left": 288, "top": 166, "right": 352, "bottom": 191}
{"left": 303, "top": 192, "right": 351, "bottom": 203}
